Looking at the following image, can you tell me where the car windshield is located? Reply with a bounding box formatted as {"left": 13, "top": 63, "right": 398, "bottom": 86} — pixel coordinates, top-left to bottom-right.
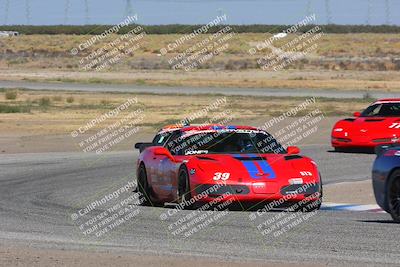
{"left": 166, "top": 130, "right": 286, "bottom": 155}
{"left": 361, "top": 103, "right": 400, "bottom": 117}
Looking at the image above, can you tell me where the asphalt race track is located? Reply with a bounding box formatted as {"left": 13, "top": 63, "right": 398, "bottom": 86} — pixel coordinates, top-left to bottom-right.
{"left": 1, "top": 80, "right": 400, "bottom": 99}
{"left": 1, "top": 145, "right": 399, "bottom": 266}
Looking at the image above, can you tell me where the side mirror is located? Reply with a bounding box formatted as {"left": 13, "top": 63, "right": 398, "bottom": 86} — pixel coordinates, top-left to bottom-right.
{"left": 154, "top": 147, "right": 175, "bottom": 161}
{"left": 353, "top": 112, "right": 361, "bottom": 117}
{"left": 287, "top": 146, "right": 300, "bottom": 155}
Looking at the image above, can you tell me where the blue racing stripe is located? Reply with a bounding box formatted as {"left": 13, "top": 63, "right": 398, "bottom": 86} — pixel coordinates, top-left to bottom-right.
{"left": 232, "top": 154, "right": 259, "bottom": 179}
{"left": 246, "top": 154, "right": 276, "bottom": 179}
{"left": 242, "top": 161, "right": 260, "bottom": 179}
{"left": 257, "top": 160, "right": 276, "bottom": 179}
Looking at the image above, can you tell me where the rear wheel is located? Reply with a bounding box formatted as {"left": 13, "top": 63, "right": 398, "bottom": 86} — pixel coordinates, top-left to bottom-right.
{"left": 387, "top": 170, "right": 400, "bottom": 223}
{"left": 177, "top": 166, "right": 195, "bottom": 209}
{"left": 137, "top": 164, "right": 151, "bottom": 206}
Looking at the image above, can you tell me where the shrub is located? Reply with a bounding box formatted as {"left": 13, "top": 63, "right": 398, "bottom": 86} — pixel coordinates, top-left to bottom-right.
{"left": 66, "top": 96, "right": 74, "bottom": 103}
{"left": 0, "top": 104, "right": 30, "bottom": 113}
{"left": 38, "top": 97, "right": 51, "bottom": 107}
{"left": 52, "top": 95, "right": 63, "bottom": 102}
{"left": 5, "top": 90, "right": 18, "bottom": 100}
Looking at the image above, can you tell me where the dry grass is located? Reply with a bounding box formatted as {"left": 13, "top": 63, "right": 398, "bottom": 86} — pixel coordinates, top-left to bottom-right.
{"left": 0, "top": 33, "right": 399, "bottom": 71}
{"left": 0, "top": 89, "right": 373, "bottom": 136}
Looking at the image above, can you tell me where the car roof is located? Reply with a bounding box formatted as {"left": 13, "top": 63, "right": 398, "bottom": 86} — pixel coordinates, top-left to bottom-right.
{"left": 374, "top": 98, "right": 400, "bottom": 104}
{"left": 159, "top": 124, "right": 258, "bottom": 133}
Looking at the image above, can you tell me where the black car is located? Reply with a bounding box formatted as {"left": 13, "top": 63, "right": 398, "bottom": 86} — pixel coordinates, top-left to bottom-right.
{"left": 372, "top": 144, "right": 400, "bottom": 222}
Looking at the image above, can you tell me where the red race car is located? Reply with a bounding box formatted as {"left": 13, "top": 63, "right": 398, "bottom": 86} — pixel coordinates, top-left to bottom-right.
{"left": 331, "top": 99, "right": 400, "bottom": 151}
{"left": 134, "top": 124, "right": 322, "bottom": 211}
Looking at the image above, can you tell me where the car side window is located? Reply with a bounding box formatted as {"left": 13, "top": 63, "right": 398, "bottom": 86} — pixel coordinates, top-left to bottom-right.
{"left": 152, "top": 132, "right": 171, "bottom": 146}
{"left": 362, "top": 104, "right": 382, "bottom": 117}
{"left": 165, "top": 132, "right": 182, "bottom": 155}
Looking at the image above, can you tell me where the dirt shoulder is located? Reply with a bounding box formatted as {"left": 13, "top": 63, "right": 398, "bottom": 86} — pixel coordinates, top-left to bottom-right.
{"left": 0, "top": 245, "right": 328, "bottom": 267}
{"left": 324, "top": 180, "right": 375, "bottom": 205}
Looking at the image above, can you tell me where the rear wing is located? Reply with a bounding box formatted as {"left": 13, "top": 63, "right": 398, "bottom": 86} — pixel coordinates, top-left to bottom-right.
{"left": 134, "top": 142, "right": 153, "bottom": 153}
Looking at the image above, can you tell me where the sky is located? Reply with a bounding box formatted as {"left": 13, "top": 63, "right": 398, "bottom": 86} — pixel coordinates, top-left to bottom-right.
{"left": 1, "top": 0, "right": 400, "bottom": 26}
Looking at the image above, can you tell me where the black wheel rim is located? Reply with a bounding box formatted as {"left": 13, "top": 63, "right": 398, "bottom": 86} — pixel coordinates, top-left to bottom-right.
{"left": 389, "top": 178, "right": 400, "bottom": 218}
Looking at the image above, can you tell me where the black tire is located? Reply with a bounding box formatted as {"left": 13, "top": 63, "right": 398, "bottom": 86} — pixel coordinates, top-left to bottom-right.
{"left": 387, "top": 170, "right": 400, "bottom": 223}
{"left": 298, "top": 181, "right": 323, "bottom": 212}
{"left": 137, "top": 164, "right": 151, "bottom": 206}
{"left": 334, "top": 147, "right": 345, "bottom": 152}
{"left": 177, "top": 166, "right": 195, "bottom": 209}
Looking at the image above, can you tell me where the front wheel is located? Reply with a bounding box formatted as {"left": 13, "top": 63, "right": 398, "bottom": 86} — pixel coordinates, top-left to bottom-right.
{"left": 387, "top": 170, "right": 400, "bottom": 223}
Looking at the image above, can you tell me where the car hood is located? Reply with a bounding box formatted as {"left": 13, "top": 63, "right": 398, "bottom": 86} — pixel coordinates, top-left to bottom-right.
{"left": 335, "top": 117, "right": 400, "bottom": 136}
{"left": 183, "top": 153, "right": 316, "bottom": 182}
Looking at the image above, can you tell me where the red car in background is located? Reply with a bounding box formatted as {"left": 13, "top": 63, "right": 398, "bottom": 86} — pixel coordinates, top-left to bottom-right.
{"left": 331, "top": 99, "right": 400, "bottom": 151}
{"left": 135, "top": 124, "right": 322, "bottom": 211}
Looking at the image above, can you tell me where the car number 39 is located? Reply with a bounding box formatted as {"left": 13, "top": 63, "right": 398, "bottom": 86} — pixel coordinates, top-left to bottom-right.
{"left": 213, "top": 172, "right": 230, "bottom": 181}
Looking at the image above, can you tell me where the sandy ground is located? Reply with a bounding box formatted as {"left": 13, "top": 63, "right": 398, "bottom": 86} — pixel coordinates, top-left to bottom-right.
{"left": 324, "top": 180, "right": 375, "bottom": 205}
{"left": 0, "top": 245, "right": 326, "bottom": 267}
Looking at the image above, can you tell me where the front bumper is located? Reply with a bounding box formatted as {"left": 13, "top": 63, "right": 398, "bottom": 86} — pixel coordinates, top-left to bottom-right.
{"left": 191, "top": 182, "right": 321, "bottom": 203}
{"left": 331, "top": 136, "right": 400, "bottom": 148}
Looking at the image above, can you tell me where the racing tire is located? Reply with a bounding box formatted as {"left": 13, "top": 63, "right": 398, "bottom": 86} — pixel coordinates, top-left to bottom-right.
{"left": 387, "top": 170, "right": 400, "bottom": 223}
{"left": 177, "top": 166, "right": 196, "bottom": 209}
{"left": 297, "top": 181, "right": 323, "bottom": 212}
{"left": 137, "top": 164, "right": 151, "bottom": 206}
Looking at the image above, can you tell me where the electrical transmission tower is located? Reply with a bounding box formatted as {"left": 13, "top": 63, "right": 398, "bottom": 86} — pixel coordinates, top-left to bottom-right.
{"left": 325, "top": 0, "right": 332, "bottom": 24}
{"left": 64, "top": 0, "right": 70, "bottom": 24}
{"left": 25, "top": 0, "right": 31, "bottom": 24}
{"left": 4, "top": 0, "right": 10, "bottom": 24}
{"left": 306, "top": 0, "right": 312, "bottom": 16}
{"left": 125, "top": 0, "right": 133, "bottom": 18}
{"left": 366, "top": 0, "right": 371, "bottom": 25}
{"left": 84, "top": 0, "right": 90, "bottom": 24}
{"left": 385, "top": 0, "right": 391, "bottom": 25}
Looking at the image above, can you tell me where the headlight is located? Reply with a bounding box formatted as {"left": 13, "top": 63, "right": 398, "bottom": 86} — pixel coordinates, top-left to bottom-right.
{"left": 334, "top": 128, "right": 343, "bottom": 132}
